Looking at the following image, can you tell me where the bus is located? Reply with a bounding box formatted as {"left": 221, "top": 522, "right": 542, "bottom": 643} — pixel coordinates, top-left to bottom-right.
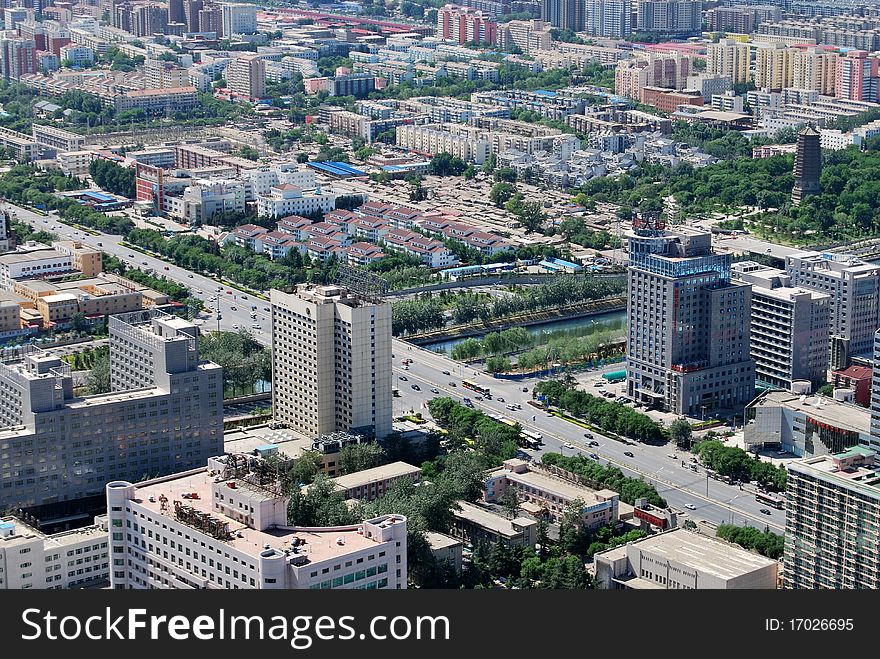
{"left": 521, "top": 429, "right": 543, "bottom": 446}
{"left": 499, "top": 417, "right": 518, "bottom": 428}
{"left": 756, "top": 492, "right": 785, "bottom": 509}
{"left": 462, "top": 380, "right": 490, "bottom": 397}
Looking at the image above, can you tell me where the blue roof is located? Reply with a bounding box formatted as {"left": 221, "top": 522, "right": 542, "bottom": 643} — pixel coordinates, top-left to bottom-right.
{"left": 306, "top": 161, "right": 366, "bottom": 177}
{"left": 533, "top": 89, "right": 556, "bottom": 97}
{"left": 82, "top": 191, "right": 115, "bottom": 201}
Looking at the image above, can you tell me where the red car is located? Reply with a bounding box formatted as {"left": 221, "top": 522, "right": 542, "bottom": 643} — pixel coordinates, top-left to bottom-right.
{"left": 226, "top": 290, "right": 232, "bottom": 294}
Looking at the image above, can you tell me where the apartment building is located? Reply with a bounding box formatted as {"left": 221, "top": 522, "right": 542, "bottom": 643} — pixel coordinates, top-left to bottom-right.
{"left": 496, "top": 19, "right": 552, "bottom": 54}
{"left": 484, "top": 459, "right": 620, "bottom": 527}
{"left": 0, "top": 516, "right": 109, "bottom": 590}
{"left": 144, "top": 59, "right": 189, "bottom": 89}
{"left": 786, "top": 251, "right": 880, "bottom": 367}
{"left": 58, "top": 44, "right": 93, "bottom": 67}
{"left": 328, "top": 462, "right": 421, "bottom": 502}
{"left": 706, "top": 39, "right": 751, "bottom": 85}
{"left": 438, "top": 4, "right": 497, "bottom": 45}
{"left": 52, "top": 240, "right": 101, "bottom": 277}
{"left": 731, "top": 261, "right": 830, "bottom": 390}
{"left": 0, "top": 125, "right": 36, "bottom": 160}
{"left": 635, "top": 0, "right": 702, "bottom": 35}
{"left": 615, "top": 53, "right": 690, "bottom": 100}
{"left": 836, "top": 49, "right": 880, "bottom": 102}
{"left": 13, "top": 277, "right": 142, "bottom": 329}
{"left": 785, "top": 448, "right": 880, "bottom": 589}
{"left": 450, "top": 500, "right": 537, "bottom": 548}
{"left": 271, "top": 284, "right": 392, "bottom": 440}
{"left": 640, "top": 86, "right": 704, "bottom": 113}
{"left": 0, "top": 314, "right": 223, "bottom": 511}
{"left": 114, "top": 87, "right": 199, "bottom": 115}
{"left": 595, "top": 528, "right": 778, "bottom": 589}
{"left": 746, "top": 389, "right": 871, "bottom": 457}
{"left": 227, "top": 54, "right": 266, "bottom": 101}
{"left": 105, "top": 470, "right": 407, "bottom": 589}
{"left": 31, "top": 124, "right": 84, "bottom": 158}
{"left": 626, "top": 227, "right": 755, "bottom": 416}
{"left": 541, "top": 0, "right": 584, "bottom": 32}
{"left": 396, "top": 123, "right": 490, "bottom": 164}
{"left": 584, "top": 0, "right": 631, "bottom": 38}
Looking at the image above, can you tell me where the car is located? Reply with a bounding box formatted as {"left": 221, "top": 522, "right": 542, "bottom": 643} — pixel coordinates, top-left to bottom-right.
{"left": 496, "top": 397, "right": 505, "bottom": 402}
{"left": 232, "top": 324, "right": 239, "bottom": 329}
{"left": 759, "top": 508, "right": 772, "bottom": 515}
{"left": 399, "top": 375, "right": 408, "bottom": 381}
{"left": 241, "top": 295, "right": 247, "bottom": 300}
{"left": 624, "top": 451, "right": 634, "bottom": 457}
{"left": 263, "top": 307, "right": 270, "bottom": 312}
{"left": 230, "top": 306, "right": 237, "bottom": 311}
{"left": 411, "top": 384, "right": 420, "bottom": 391}
{"left": 522, "top": 387, "right": 529, "bottom": 392}
{"left": 188, "top": 274, "right": 193, "bottom": 278}
{"left": 667, "top": 454, "right": 677, "bottom": 459}
{"left": 766, "top": 247, "right": 772, "bottom": 252}
{"left": 430, "top": 388, "right": 439, "bottom": 394}
{"left": 129, "top": 254, "right": 134, "bottom": 258}
{"left": 588, "top": 440, "right": 599, "bottom": 447}
{"left": 584, "top": 432, "right": 594, "bottom": 439}
{"left": 589, "top": 453, "right": 600, "bottom": 460}
{"left": 226, "top": 290, "right": 233, "bottom": 294}
{"left": 141, "top": 260, "right": 148, "bottom": 265}
{"left": 684, "top": 503, "right": 697, "bottom": 510}
{"left": 96, "top": 242, "right": 102, "bottom": 247}
{"left": 562, "top": 443, "right": 575, "bottom": 450}
{"left": 448, "top": 382, "right": 457, "bottom": 387}
{"left": 593, "top": 382, "right": 603, "bottom": 388}
{"left": 474, "top": 395, "right": 482, "bottom": 401}
{"left": 442, "top": 370, "right": 450, "bottom": 375}
{"left": 164, "top": 266, "right": 169, "bottom": 270}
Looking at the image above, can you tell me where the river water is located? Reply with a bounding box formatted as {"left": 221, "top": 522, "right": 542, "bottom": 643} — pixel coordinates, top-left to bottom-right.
{"left": 419, "top": 310, "right": 627, "bottom": 353}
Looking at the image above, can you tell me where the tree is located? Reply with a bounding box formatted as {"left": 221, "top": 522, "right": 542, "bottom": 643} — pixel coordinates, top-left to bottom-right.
{"left": 669, "top": 418, "right": 693, "bottom": 450}
{"left": 289, "top": 450, "right": 324, "bottom": 487}
{"left": 499, "top": 487, "right": 519, "bottom": 519}
{"left": 70, "top": 312, "right": 89, "bottom": 334}
{"left": 338, "top": 442, "right": 386, "bottom": 475}
{"left": 489, "top": 182, "right": 517, "bottom": 207}
{"left": 517, "top": 201, "right": 547, "bottom": 233}
{"left": 85, "top": 351, "right": 111, "bottom": 395}
{"left": 428, "top": 152, "right": 467, "bottom": 177}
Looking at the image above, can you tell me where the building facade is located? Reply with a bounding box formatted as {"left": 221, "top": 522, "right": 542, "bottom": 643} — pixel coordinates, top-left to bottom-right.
{"left": 785, "top": 448, "right": 880, "bottom": 589}
{"left": 626, "top": 227, "right": 755, "bottom": 416}
{"left": 271, "top": 284, "right": 392, "bottom": 440}
{"left": 106, "top": 469, "right": 407, "bottom": 589}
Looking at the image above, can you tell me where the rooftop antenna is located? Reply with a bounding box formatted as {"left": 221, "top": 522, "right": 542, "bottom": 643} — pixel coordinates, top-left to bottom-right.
{"left": 332, "top": 265, "right": 388, "bottom": 303}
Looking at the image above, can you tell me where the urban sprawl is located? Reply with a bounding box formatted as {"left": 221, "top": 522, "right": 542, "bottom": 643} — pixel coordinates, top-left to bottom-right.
{"left": 2, "top": 0, "right": 880, "bottom": 593}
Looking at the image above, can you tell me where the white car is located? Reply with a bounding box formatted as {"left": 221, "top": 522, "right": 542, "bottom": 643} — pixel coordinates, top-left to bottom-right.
{"left": 684, "top": 503, "right": 697, "bottom": 510}
{"left": 562, "top": 443, "right": 575, "bottom": 450}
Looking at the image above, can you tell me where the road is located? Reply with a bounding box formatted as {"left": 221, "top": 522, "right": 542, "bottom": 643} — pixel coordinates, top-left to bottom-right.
{"left": 12, "top": 202, "right": 784, "bottom": 533}
{"left": 393, "top": 344, "right": 784, "bottom": 533}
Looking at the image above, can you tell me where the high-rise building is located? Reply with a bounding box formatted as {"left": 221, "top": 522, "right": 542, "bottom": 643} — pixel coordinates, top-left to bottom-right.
{"left": 226, "top": 54, "right": 266, "bottom": 100}
{"left": 271, "top": 283, "right": 393, "bottom": 440}
{"left": 129, "top": 3, "right": 168, "bottom": 37}
{"left": 786, "top": 251, "right": 880, "bottom": 368}
{"left": 0, "top": 37, "right": 35, "bottom": 80}
{"left": 437, "top": 4, "right": 497, "bottom": 45}
{"left": 706, "top": 38, "right": 751, "bottom": 85}
{"left": 0, "top": 311, "right": 223, "bottom": 515}
{"left": 755, "top": 42, "right": 796, "bottom": 91}
{"left": 584, "top": 0, "right": 632, "bottom": 38}
{"left": 792, "top": 46, "right": 837, "bottom": 96}
{"left": 220, "top": 2, "right": 256, "bottom": 36}
{"left": 784, "top": 448, "right": 880, "bottom": 589}
{"left": 168, "top": 0, "right": 185, "bottom": 24}
{"left": 791, "top": 124, "right": 821, "bottom": 205}
{"left": 183, "top": 0, "right": 204, "bottom": 31}
{"left": 496, "top": 19, "right": 552, "bottom": 54}
{"left": 540, "top": 0, "right": 584, "bottom": 33}
{"left": 614, "top": 53, "right": 690, "bottom": 99}
{"left": 836, "top": 50, "right": 880, "bottom": 102}
{"left": 731, "top": 261, "right": 830, "bottom": 390}
{"left": 144, "top": 58, "right": 188, "bottom": 88}
{"left": 705, "top": 7, "right": 754, "bottom": 34}
{"left": 197, "top": 6, "right": 220, "bottom": 33}
{"left": 106, "top": 467, "right": 408, "bottom": 589}
{"left": 625, "top": 226, "right": 755, "bottom": 417}
{"left": 635, "top": 0, "right": 701, "bottom": 35}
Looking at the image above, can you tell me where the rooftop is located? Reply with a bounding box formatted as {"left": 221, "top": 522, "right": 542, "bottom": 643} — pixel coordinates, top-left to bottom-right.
{"left": 750, "top": 389, "right": 871, "bottom": 436}
{"left": 453, "top": 500, "right": 535, "bottom": 538}
{"left": 598, "top": 528, "right": 778, "bottom": 579}
{"left": 487, "top": 464, "right": 618, "bottom": 506}
{"left": 130, "top": 470, "right": 398, "bottom": 562}
{"left": 330, "top": 461, "right": 421, "bottom": 491}
{"left": 425, "top": 531, "right": 462, "bottom": 552}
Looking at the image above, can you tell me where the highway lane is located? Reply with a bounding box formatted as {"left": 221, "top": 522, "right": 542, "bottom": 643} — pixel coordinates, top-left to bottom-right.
{"left": 11, "top": 202, "right": 784, "bottom": 533}
{"left": 394, "top": 345, "right": 785, "bottom": 533}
